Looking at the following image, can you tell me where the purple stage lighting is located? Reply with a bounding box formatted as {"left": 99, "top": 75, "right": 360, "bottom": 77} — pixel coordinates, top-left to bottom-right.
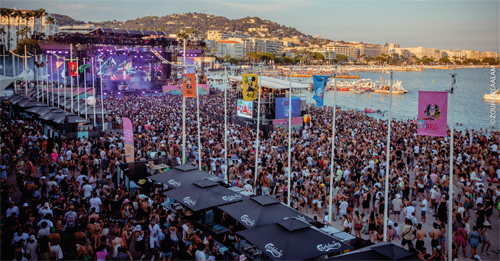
{"left": 142, "top": 91, "right": 145, "bottom": 94}
{"left": 104, "top": 93, "right": 107, "bottom": 95}
{"left": 118, "top": 92, "right": 121, "bottom": 95}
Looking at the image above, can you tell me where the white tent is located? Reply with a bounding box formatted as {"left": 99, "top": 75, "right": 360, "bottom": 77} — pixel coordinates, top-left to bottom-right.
{"left": 228, "top": 75, "right": 310, "bottom": 90}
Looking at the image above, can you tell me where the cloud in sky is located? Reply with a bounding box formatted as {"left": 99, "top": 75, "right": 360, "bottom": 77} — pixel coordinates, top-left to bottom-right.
{"left": 212, "top": 0, "right": 315, "bottom": 13}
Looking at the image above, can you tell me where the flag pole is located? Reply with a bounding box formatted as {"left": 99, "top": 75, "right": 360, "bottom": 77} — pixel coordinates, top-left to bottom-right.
{"left": 84, "top": 57, "right": 87, "bottom": 121}
{"left": 254, "top": 66, "right": 262, "bottom": 186}
{"left": 100, "top": 60, "right": 104, "bottom": 131}
{"left": 182, "top": 39, "right": 186, "bottom": 163}
{"left": 287, "top": 68, "right": 292, "bottom": 206}
{"left": 57, "top": 57, "right": 60, "bottom": 108}
{"left": 383, "top": 71, "right": 393, "bottom": 242}
{"left": 51, "top": 55, "right": 54, "bottom": 106}
{"left": 92, "top": 58, "right": 96, "bottom": 126}
{"left": 447, "top": 73, "right": 456, "bottom": 261}
{"left": 13, "top": 52, "right": 16, "bottom": 93}
{"left": 77, "top": 57, "right": 80, "bottom": 116}
{"left": 24, "top": 45, "right": 27, "bottom": 96}
{"left": 196, "top": 74, "right": 202, "bottom": 170}
{"left": 35, "top": 54, "right": 39, "bottom": 100}
{"left": 224, "top": 66, "right": 228, "bottom": 180}
{"left": 328, "top": 65, "right": 337, "bottom": 225}
{"left": 70, "top": 44, "right": 73, "bottom": 113}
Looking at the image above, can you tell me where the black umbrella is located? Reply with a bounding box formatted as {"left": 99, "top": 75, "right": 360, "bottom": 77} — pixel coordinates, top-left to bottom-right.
{"left": 18, "top": 100, "right": 43, "bottom": 108}
{"left": 25, "top": 104, "right": 49, "bottom": 114}
{"left": 219, "top": 195, "right": 315, "bottom": 229}
{"left": 149, "top": 164, "right": 223, "bottom": 189}
{"left": 162, "top": 179, "right": 246, "bottom": 212}
{"left": 35, "top": 107, "right": 59, "bottom": 116}
{"left": 327, "top": 242, "right": 420, "bottom": 260}
{"left": 237, "top": 219, "right": 352, "bottom": 261}
{"left": 40, "top": 110, "right": 66, "bottom": 121}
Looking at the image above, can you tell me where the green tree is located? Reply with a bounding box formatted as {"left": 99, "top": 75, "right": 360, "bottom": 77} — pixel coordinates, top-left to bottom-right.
{"left": 274, "top": 57, "right": 283, "bottom": 64}
{"left": 337, "top": 54, "right": 347, "bottom": 62}
{"left": 439, "top": 57, "right": 451, "bottom": 64}
{"left": 260, "top": 52, "right": 275, "bottom": 61}
{"left": 33, "top": 8, "right": 47, "bottom": 35}
{"left": 247, "top": 52, "right": 261, "bottom": 63}
{"left": 11, "top": 10, "right": 23, "bottom": 45}
{"left": 283, "top": 56, "right": 295, "bottom": 64}
{"left": 46, "top": 16, "right": 56, "bottom": 39}
{"left": 228, "top": 57, "right": 239, "bottom": 65}
{"left": 313, "top": 52, "right": 325, "bottom": 61}
{"left": 0, "top": 8, "right": 13, "bottom": 50}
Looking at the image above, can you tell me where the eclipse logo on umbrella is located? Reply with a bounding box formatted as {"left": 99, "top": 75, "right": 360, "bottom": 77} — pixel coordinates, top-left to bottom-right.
{"left": 222, "top": 194, "right": 242, "bottom": 201}
{"left": 168, "top": 179, "right": 181, "bottom": 187}
{"left": 265, "top": 243, "right": 283, "bottom": 258}
{"left": 183, "top": 197, "right": 196, "bottom": 206}
{"left": 240, "top": 215, "right": 255, "bottom": 226}
{"left": 206, "top": 177, "right": 219, "bottom": 182}
{"left": 317, "top": 242, "right": 342, "bottom": 252}
{"left": 284, "top": 215, "right": 306, "bottom": 222}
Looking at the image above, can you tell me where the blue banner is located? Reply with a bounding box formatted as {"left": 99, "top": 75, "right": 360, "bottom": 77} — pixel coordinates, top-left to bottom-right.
{"left": 313, "top": 75, "right": 330, "bottom": 107}
{"left": 275, "top": 97, "right": 300, "bottom": 119}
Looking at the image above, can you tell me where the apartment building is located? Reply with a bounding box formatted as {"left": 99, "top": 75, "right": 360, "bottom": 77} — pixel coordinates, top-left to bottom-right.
{"left": 216, "top": 40, "right": 244, "bottom": 58}
{"left": 324, "top": 43, "right": 359, "bottom": 61}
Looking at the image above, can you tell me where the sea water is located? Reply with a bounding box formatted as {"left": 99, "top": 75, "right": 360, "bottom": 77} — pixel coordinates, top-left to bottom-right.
{"left": 294, "top": 68, "right": 498, "bottom": 132}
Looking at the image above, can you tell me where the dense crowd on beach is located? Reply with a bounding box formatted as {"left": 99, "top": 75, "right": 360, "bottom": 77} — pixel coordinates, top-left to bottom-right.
{"left": 1, "top": 76, "right": 500, "bottom": 261}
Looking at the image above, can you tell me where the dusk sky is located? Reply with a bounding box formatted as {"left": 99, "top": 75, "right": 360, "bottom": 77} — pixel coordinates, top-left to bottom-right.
{"left": 3, "top": 0, "right": 499, "bottom": 52}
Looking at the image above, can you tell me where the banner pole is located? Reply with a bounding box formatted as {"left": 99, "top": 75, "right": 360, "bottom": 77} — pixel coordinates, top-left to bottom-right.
{"left": 447, "top": 73, "right": 456, "bottom": 261}
{"left": 383, "top": 71, "right": 393, "bottom": 242}
{"left": 57, "top": 57, "right": 60, "bottom": 107}
{"left": 287, "top": 68, "right": 292, "bottom": 206}
{"left": 24, "top": 45, "right": 27, "bottom": 96}
{"left": 100, "top": 60, "right": 104, "bottom": 131}
{"left": 196, "top": 74, "right": 202, "bottom": 170}
{"left": 224, "top": 66, "right": 228, "bottom": 180}
{"left": 92, "top": 58, "right": 96, "bottom": 126}
{"left": 328, "top": 65, "right": 337, "bottom": 225}
{"left": 46, "top": 55, "right": 49, "bottom": 104}
{"left": 13, "top": 52, "right": 16, "bottom": 93}
{"left": 254, "top": 66, "right": 262, "bottom": 186}
{"left": 77, "top": 57, "right": 80, "bottom": 116}
{"left": 182, "top": 39, "right": 186, "bottom": 163}
{"left": 35, "top": 54, "right": 38, "bottom": 100}
{"left": 84, "top": 57, "right": 87, "bottom": 121}
{"left": 51, "top": 55, "right": 54, "bottom": 106}
{"left": 70, "top": 44, "right": 73, "bottom": 113}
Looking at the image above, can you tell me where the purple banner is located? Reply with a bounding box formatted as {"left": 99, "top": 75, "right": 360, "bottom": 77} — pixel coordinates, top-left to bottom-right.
{"left": 417, "top": 91, "right": 448, "bottom": 137}
{"left": 123, "top": 117, "right": 134, "bottom": 163}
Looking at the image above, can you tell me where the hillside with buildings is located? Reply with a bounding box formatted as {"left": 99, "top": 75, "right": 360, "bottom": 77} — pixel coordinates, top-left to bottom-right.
{"left": 88, "top": 12, "right": 309, "bottom": 39}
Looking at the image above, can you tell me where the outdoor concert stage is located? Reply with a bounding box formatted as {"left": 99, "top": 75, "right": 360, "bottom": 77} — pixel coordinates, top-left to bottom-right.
{"left": 38, "top": 28, "right": 206, "bottom": 97}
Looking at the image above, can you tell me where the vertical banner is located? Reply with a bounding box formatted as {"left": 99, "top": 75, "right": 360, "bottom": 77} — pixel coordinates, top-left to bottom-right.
{"left": 69, "top": 62, "right": 78, "bottom": 77}
{"left": 417, "top": 91, "right": 448, "bottom": 137}
{"left": 55, "top": 61, "right": 63, "bottom": 71}
{"left": 123, "top": 117, "right": 135, "bottom": 163}
{"left": 242, "top": 74, "right": 259, "bottom": 101}
{"left": 185, "top": 57, "right": 195, "bottom": 74}
{"left": 313, "top": 75, "right": 330, "bottom": 107}
{"left": 182, "top": 73, "right": 196, "bottom": 97}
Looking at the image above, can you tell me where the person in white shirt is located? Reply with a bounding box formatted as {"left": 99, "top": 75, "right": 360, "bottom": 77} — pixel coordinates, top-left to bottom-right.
{"left": 38, "top": 202, "right": 53, "bottom": 219}
{"left": 149, "top": 220, "right": 160, "bottom": 257}
{"left": 12, "top": 228, "right": 29, "bottom": 247}
{"left": 243, "top": 180, "right": 253, "bottom": 193}
{"left": 82, "top": 181, "right": 93, "bottom": 199}
{"left": 420, "top": 196, "right": 428, "bottom": 223}
{"left": 6, "top": 202, "right": 19, "bottom": 218}
{"left": 405, "top": 201, "right": 416, "bottom": 220}
{"left": 339, "top": 197, "right": 348, "bottom": 217}
{"left": 89, "top": 192, "right": 102, "bottom": 213}
{"left": 65, "top": 149, "right": 72, "bottom": 161}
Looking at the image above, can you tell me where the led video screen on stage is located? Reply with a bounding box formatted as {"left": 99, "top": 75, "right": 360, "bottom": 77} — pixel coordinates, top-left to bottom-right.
{"left": 96, "top": 46, "right": 162, "bottom": 92}
{"left": 237, "top": 99, "right": 254, "bottom": 119}
{"left": 275, "top": 97, "right": 300, "bottom": 119}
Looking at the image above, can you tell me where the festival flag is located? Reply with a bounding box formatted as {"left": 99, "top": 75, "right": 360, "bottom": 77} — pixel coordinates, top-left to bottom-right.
{"left": 417, "top": 91, "right": 448, "bottom": 137}
{"left": 78, "top": 64, "right": 91, "bottom": 73}
{"left": 54, "top": 61, "right": 63, "bottom": 71}
{"left": 68, "top": 62, "right": 78, "bottom": 76}
{"left": 182, "top": 73, "right": 196, "bottom": 97}
{"left": 123, "top": 117, "right": 135, "bottom": 163}
{"left": 242, "top": 74, "right": 259, "bottom": 101}
{"left": 312, "top": 75, "right": 330, "bottom": 107}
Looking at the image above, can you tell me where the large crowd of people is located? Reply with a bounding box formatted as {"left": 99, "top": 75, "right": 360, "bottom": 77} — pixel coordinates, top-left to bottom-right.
{"left": 1, "top": 75, "right": 499, "bottom": 261}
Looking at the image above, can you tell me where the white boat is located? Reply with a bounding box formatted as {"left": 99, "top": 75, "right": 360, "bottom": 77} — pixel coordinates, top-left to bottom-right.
{"left": 483, "top": 90, "right": 500, "bottom": 100}
{"left": 374, "top": 80, "right": 408, "bottom": 94}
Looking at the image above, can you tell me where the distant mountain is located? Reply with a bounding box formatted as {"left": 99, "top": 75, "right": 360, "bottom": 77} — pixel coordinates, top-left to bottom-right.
{"left": 56, "top": 12, "right": 310, "bottom": 39}
{"left": 52, "top": 14, "right": 86, "bottom": 26}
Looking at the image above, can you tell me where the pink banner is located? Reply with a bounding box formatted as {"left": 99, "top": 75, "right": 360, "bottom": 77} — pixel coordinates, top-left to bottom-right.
{"left": 417, "top": 91, "right": 448, "bottom": 137}
{"left": 123, "top": 117, "right": 134, "bottom": 163}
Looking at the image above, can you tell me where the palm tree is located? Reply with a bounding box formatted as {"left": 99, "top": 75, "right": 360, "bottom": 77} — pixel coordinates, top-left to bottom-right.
{"left": 11, "top": 10, "right": 23, "bottom": 46}
{"left": 23, "top": 11, "right": 34, "bottom": 37}
{"left": 0, "top": 8, "right": 13, "bottom": 50}
{"left": 46, "top": 16, "right": 56, "bottom": 39}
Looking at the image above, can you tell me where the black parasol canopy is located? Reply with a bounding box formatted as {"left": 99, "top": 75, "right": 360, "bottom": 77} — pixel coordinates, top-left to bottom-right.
{"left": 162, "top": 179, "right": 245, "bottom": 212}
{"left": 237, "top": 219, "right": 352, "bottom": 261}
{"left": 219, "top": 195, "right": 315, "bottom": 229}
